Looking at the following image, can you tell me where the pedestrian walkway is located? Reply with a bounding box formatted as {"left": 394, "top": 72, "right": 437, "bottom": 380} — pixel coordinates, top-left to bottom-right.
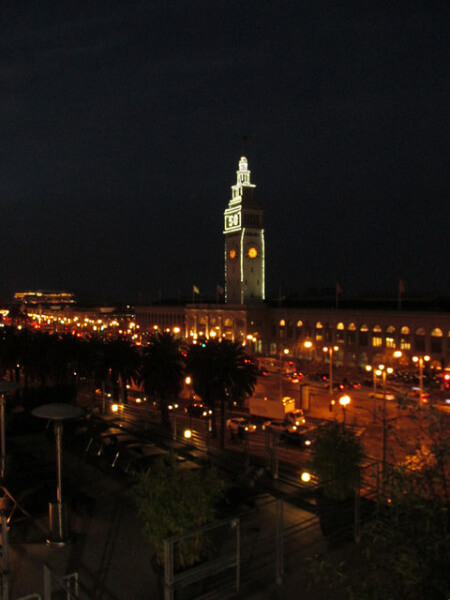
{"left": 7, "top": 433, "right": 158, "bottom": 599}
{"left": 3, "top": 424, "right": 347, "bottom": 600}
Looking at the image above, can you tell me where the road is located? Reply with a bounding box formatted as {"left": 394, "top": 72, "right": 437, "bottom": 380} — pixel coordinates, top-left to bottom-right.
{"left": 77, "top": 375, "right": 447, "bottom": 486}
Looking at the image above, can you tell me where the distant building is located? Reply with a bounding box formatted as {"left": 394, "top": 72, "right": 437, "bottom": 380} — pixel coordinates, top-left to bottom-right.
{"left": 14, "top": 290, "right": 75, "bottom": 307}
{"left": 134, "top": 156, "right": 450, "bottom": 369}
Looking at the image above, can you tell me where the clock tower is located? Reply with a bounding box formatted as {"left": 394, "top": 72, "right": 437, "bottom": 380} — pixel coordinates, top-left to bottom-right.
{"left": 224, "top": 157, "right": 265, "bottom": 304}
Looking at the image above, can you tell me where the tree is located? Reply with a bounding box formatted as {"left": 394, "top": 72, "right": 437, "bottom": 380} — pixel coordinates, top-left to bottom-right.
{"left": 186, "top": 339, "right": 257, "bottom": 447}
{"left": 102, "top": 339, "right": 141, "bottom": 402}
{"left": 139, "top": 332, "right": 185, "bottom": 427}
{"left": 311, "top": 420, "right": 364, "bottom": 501}
{"left": 307, "top": 411, "right": 450, "bottom": 599}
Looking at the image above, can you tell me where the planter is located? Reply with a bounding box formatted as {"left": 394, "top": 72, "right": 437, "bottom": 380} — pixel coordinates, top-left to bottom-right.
{"left": 315, "top": 489, "right": 355, "bottom": 543}
{"left": 151, "top": 554, "right": 206, "bottom": 600}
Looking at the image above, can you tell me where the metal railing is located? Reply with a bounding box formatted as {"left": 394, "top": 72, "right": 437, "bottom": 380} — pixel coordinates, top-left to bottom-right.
{"left": 43, "top": 565, "right": 79, "bottom": 600}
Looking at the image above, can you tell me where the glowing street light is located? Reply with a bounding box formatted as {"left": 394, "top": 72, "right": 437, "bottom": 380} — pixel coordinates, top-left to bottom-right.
{"left": 378, "top": 364, "right": 394, "bottom": 490}
{"left": 323, "top": 345, "right": 339, "bottom": 399}
{"left": 279, "top": 347, "right": 289, "bottom": 398}
{"left": 301, "top": 471, "right": 311, "bottom": 483}
{"left": 185, "top": 376, "right": 193, "bottom": 427}
{"left": 412, "top": 355, "right": 430, "bottom": 407}
{"left": 339, "top": 394, "right": 351, "bottom": 423}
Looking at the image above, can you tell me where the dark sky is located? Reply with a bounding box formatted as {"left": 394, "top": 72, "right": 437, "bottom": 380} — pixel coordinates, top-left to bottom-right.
{"left": 1, "top": 1, "right": 449, "bottom": 304}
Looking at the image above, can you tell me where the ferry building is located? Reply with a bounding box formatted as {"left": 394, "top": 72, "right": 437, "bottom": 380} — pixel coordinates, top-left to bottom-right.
{"left": 135, "top": 156, "right": 450, "bottom": 371}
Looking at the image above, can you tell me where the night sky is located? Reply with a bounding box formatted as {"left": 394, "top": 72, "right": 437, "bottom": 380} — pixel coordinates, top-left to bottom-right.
{"left": 2, "top": 1, "right": 449, "bottom": 304}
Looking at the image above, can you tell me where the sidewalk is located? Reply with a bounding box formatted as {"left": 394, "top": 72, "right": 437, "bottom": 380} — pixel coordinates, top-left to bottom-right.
{"left": 4, "top": 427, "right": 331, "bottom": 600}
{"left": 7, "top": 433, "right": 158, "bottom": 600}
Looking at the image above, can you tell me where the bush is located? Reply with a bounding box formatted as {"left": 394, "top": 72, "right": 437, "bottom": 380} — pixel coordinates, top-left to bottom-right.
{"left": 131, "top": 454, "right": 224, "bottom": 569}
{"left": 311, "top": 420, "right": 364, "bottom": 500}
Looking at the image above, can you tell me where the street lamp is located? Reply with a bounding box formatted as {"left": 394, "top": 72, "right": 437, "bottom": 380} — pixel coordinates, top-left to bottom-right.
{"left": 303, "top": 340, "right": 313, "bottom": 357}
{"left": 279, "top": 347, "right": 289, "bottom": 398}
{"left": 378, "top": 365, "right": 394, "bottom": 489}
{"left": 339, "top": 394, "right": 351, "bottom": 423}
{"left": 185, "top": 376, "right": 193, "bottom": 428}
{"left": 323, "top": 345, "right": 339, "bottom": 400}
{"left": 412, "top": 355, "right": 430, "bottom": 407}
{"left": 32, "top": 403, "right": 83, "bottom": 545}
{"left": 365, "top": 364, "right": 377, "bottom": 394}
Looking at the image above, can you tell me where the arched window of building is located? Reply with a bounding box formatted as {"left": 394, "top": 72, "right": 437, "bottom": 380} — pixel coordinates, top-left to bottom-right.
{"left": 400, "top": 326, "right": 411, "bottom": 350}
{"left": 385, "top": 325, "right": 396, "bottom": 349}
{"left": 315, "top": 321, "right": 323, "bottom": 342}
{"left": 431, "top": 327, "right": 443, "bottom": 354}
{"left": 279, "top": 318, "right": 286, "bottom": 338}
{"left": 372, "top": 325, "right": 383, "bottom": 348}
{"left": 296, "top": 320, "right": 303, "bottom": 339}
{"left": 348, "top": 322, "right": 356, "bottom": 345}
{"left": 336, "top": 322, "right": 345, "bottom": 342}
{"left": 414, "top": 327, "right": 426, "bottom": 352}
{"left": 359, "top": 324, "right": 369, "bottom": 347}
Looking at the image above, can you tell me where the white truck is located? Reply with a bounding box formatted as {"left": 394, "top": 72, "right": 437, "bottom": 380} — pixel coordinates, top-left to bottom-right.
{"left": 248, "top": 396, "right": 306, "bottom": 426}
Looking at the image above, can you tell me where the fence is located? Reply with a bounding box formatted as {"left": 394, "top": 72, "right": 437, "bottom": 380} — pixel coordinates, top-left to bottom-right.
{"left": 14, "top": 566, "right": 78, "bottom": 600}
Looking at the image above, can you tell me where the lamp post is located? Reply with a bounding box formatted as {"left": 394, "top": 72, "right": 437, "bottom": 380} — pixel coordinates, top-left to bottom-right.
{"left": 303, "top": 340, "right": 313, "bottom": 360}
{"left": 365, "top": 365, "right": 377, "bottom": 393}
{"left": 378, "top": 364, "right": 393, "bottom": 490}
{"left": 185, "top": 376, "right": 193, "bottom": 428}
{"left": 412, "top": 355, "right": 430, "bottom": 407}
{"left": 279, "top": 347, "right": 289, "bottom": 399}
{"left": 323, "top": 345, "right": 339, "bottom": 400}
{"left": 32, "top": 403, "right": 83, "bottom": 545}
{"left": 339, "top": 394, "right": 351, "bottom": 423}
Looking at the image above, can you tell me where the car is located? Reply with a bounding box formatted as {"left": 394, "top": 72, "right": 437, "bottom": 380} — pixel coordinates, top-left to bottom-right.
{"left": 282, "top": 426, "right": 316, "bottom": 449}
{"left": 186, "top": 403, "right": 213, "bottom": 418}
{"left": 262, "top": 419, "right": 290, "bottom": 434}
{"left": 226, "top": 417, "right": 257, "bottom": 438}
{"left": 369, "top": 391, "right": 397, "bottom": 401}
{"left": 290, "top": 372, "right": 304, "bottom": 383}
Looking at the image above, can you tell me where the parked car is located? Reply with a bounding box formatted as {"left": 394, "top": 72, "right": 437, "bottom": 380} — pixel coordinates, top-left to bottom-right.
{"left": 226, "top": 417, "right": 257, "bottom": 438}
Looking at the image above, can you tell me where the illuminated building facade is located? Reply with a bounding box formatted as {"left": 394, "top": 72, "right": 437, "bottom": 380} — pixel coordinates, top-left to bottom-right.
{"left": 14, "top": 290, "right": 75, "bottom": 306}
{"left": 134, "top": 303, "right": 450, "bottom": 369}
{"left": 224, "top": 157, "right": 265, "bottom": 304}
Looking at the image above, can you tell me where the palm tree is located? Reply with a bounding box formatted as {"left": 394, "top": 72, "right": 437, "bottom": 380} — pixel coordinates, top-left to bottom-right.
{"left": 186, "top": 339, "right": 257, "bottom": 448}
{"left": 139, "top": 332, "right": 185, "bottom": 428}
{"left": 102, "top": 339, "right": 141, "bottom": 403}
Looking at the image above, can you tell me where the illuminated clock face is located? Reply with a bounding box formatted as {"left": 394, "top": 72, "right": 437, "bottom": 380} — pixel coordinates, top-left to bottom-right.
{"left": 229, "top": 249, "right": 237, "bottom": 260}
{"left": 248, "top": 246, "right": 258, "bottom": 259}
